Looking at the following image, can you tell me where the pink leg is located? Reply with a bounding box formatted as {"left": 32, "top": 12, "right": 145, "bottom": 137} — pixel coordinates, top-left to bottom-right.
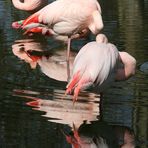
{"left": 67, "top": 37, "right": 71, "bottom": 82}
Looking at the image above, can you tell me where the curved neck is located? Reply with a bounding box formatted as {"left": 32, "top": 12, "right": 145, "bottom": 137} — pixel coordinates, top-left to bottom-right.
{"left": 115, "top": 52, "right": 136, "bottom": 81}
{"left": 12, "top": 0, "right": 48, "bottom": 11}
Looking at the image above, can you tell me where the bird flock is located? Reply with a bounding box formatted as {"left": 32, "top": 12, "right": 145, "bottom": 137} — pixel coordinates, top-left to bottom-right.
{"left": 12, "top": 0, "right": 136, "bottom": 103}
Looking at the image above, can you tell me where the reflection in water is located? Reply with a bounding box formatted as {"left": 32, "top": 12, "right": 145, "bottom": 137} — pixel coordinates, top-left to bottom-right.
{"left": 140, "top": 62, "right": 148, "bottom": 74}
{"left": 0, "top": 0, "right": 147, "bottom": 147}
{"left": 13, "top": 89, "right": 135, "bottom": 148}
{"left": 117, "top": 0, "right": 143, "bottom": 55}
{"left": 12, "top": 38, "right": 76, "bottom": 82}
{"left": 11, "top": 37, "right": 143, "bottom": 147}
{"left": 66, "top": 121, "right": 135, "bottom": 148}
{"left": 12, "top": 38, "right": 44, "bottom": 69}
{"left": 117, "top": 0, "right": 148, "bottom": 146}
{"left": 13, "top": 88, "right": 100, "bottom": 129}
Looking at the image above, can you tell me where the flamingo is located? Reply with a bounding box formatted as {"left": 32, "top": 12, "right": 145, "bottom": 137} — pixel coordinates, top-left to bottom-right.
{"left": 65, "top": 121, "right": 135, "bottom": 148}
{"left": 12, "top": 0, "right": 103, "bottom": 81}
{"left": 12, "top": 38, "right": 76, "bottom": 81}
{"left": 11, "top": 0, "right": 48, "bottom": 30}
{"left": 66, "top": 34, "right": 136, "bottom": 102}
{"left": 12, "top": 0, "right": 48, "bottom": 12}
{"left": 12, "top": 0, "right": 104, "bottom": 62}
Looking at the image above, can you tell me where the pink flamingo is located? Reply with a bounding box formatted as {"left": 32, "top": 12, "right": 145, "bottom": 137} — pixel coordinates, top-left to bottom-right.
{"left": 12, "top": 0, "right": 104, "bottom": 62}
{"left": 12, "top": 0, "right": 48, "bottom": 12}
{"left": 12, "top": 0, "right": 103, "bottom": 81}
{"left": 66, "top": 34, "right": 136, "bottom": 102}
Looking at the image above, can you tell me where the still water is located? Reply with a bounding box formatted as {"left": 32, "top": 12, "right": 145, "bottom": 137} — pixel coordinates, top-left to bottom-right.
{"left": 0, "top": 0, "right": 148, "bottom": 148}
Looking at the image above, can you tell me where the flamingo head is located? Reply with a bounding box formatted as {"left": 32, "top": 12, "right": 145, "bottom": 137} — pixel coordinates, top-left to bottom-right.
{"left": 12, "top": 20, "right": 24, "bottom": 29}
{"left": 96, "top": 34, "right": 108, "bottom": 44}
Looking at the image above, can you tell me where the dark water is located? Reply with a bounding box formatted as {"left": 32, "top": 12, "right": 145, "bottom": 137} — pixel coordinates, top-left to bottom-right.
{"left": 0, "top": 0, "right": 148, "bottom": 148}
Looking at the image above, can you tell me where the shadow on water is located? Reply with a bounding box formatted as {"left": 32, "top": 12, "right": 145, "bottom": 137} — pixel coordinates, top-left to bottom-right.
{"left": 0, "top": 0, "right": 148, "bottom": 148}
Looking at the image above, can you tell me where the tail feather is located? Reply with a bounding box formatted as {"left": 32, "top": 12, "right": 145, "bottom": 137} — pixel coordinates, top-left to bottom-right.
{"left": 23, "top": 23, "right": 42, "bottom": 30}
{"left": 23, "top": 13, "right": 40, "bottom": 27}
{"left": 66, "top": 71, "right": 81, "bottom": 94}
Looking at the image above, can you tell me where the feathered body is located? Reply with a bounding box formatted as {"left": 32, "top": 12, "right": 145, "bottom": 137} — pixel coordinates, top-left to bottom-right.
{"left": 17, "top": 0, "right": 104, "bottom": 81}
{"left": 18, "top": 0, "right": 103, "bottom": 38}
{"left": 66, "top": 35, "right": 119, "bottom": 101}
{"left": 74, "top": 42, "right": 119, "bottom": 89}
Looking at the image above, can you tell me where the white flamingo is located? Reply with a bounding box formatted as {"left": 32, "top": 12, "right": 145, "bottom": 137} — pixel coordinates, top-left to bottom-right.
{"left": 13, "top": 0, "right": 103, "bottom": 62}
{"left": 66, "top": 34, "right": 136, "bottom": 102}
{"left": 12, "top": 0, "right": 103, "bottom": 80}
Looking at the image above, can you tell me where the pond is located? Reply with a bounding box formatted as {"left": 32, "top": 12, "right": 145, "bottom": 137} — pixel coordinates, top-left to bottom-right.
{"left": 0, "top": 0, "right": 148, "bottom": 148}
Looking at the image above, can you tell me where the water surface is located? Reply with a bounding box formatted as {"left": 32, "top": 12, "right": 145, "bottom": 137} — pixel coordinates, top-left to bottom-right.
{"left": 0, "top": 0, "right": 148, "bottom": 147}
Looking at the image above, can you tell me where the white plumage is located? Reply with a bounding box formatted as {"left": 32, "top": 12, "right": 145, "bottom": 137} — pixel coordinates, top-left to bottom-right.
{"left": 66, "top": 34, "right": 136, "bottom": 102}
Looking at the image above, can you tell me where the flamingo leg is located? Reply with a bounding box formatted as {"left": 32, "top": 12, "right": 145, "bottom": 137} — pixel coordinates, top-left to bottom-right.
{"left": 66, "top": 37, "right": 71, "bottom": 82}
{"left": 67, "top": 59, "right": 70, "bottom": 82}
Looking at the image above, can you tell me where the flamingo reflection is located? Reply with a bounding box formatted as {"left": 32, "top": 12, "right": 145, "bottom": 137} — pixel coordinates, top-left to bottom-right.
{"left": 12, "top": 36, "right": 136, "bottom": 103}
{"left": 65, "top": 120, "right": 135, "bottom": 148}
{"left": 13, "top": 88, "right": 135, "bottom": 148}
{"left": 13, "top": 88, "right": 100, "bottom": 129}
{"left": 12, "top": 38, "right": 76, "bottom": 81}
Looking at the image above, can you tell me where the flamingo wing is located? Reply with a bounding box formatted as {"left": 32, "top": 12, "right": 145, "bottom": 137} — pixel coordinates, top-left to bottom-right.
{"left": 22, "top": 0, "right": 103, "bottom": 36}
{"left": 66, "top": 42, "right": 119, "bottom": 102}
